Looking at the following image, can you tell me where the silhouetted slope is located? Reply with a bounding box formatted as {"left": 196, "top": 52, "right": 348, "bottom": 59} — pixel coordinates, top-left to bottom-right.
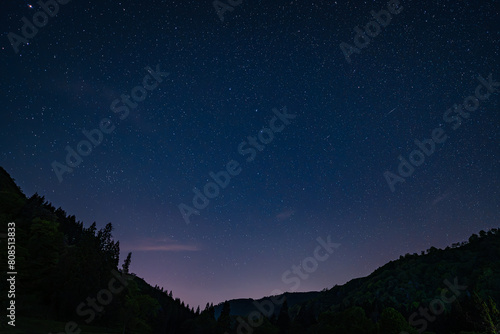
{"left": 0, "top": 167, "right": 195, "bottom": 334}
{"left": 0, "top": 166, "right": 26, "bottom": 222}
{"left": 212, "top": 230, "right": 500, "bottom": 333}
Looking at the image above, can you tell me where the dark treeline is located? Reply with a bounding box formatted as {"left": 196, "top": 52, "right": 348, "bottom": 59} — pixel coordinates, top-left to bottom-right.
{"left": 0, "top": 166, "right": 499, "bottom": 334}
{"left": 0, "top": 167, "right": 195, "bottom": 333}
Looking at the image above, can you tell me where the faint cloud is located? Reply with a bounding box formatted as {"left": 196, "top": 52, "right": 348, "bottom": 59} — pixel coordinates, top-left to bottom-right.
{"left": 432, "top": 191, "right": 452, "bottom": 206}
{"left": 276, "top": 209, "right": 295, "bottom": 221}
{"left": 122, "top": 237, "right": 200, "bottom": 252}
{"left": 419, "top": 189, "right": 457, "bottom": 215}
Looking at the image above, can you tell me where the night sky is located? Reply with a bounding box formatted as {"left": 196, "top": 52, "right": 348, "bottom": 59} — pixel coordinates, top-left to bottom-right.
{"left": 1, "top": 0, "right": 499, "bottom": 310}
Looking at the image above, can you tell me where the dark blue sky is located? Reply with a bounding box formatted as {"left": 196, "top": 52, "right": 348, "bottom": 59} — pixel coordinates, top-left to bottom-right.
{"left": 1, "top": 0, "right": 499, "bottom": 309}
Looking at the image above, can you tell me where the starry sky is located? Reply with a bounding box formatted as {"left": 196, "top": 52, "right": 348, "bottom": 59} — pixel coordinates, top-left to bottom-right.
{"left": 1, "top": 0, "right": 499, "bottom": 310}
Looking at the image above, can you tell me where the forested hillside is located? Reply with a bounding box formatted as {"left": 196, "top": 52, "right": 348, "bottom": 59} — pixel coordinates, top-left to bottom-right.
{"left": 209, "top": 228, "right": 500, "bottom": 334}
{"left": 0, "top": 167, "right": 195, "bottom": 333}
